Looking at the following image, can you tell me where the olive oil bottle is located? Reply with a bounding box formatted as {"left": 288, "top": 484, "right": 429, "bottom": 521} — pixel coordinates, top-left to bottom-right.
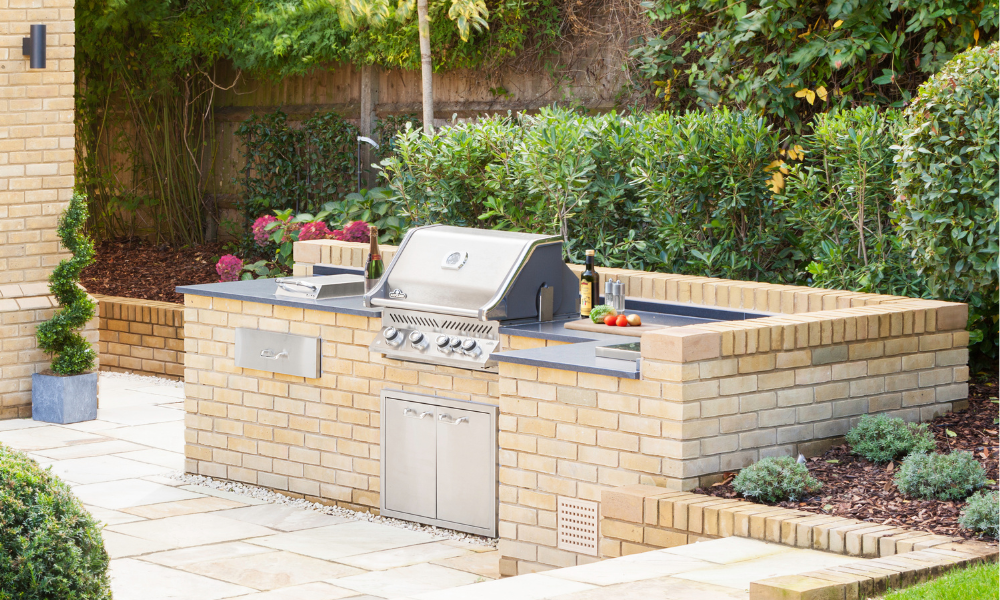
{"left": 580, "top": 249, "right": 598, "bottom": 317}
{"left": 365, "top": 226, "right": 384, "bottom": 293}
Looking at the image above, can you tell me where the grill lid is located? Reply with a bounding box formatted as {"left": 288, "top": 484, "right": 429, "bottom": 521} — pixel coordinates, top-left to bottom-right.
{"left": 364, "top": 225, "right": 578, "bottom": 321}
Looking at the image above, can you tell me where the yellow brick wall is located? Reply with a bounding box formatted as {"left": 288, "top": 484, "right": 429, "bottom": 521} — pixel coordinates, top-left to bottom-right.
{"left": 96, "top": 295, "right": 185, "bottom": 380}
{"left": 0, "top": 0, "right": 77, "bottom": 285}
{"left": 182, "top": 295, "right": 502, "bottom": 511}
{"left": 0, "top": 284, "right": 99, "bottom": 420}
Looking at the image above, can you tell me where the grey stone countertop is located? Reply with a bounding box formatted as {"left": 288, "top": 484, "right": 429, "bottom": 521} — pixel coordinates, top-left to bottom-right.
{"left": 176, "top": 280, "right": 382, "bottom": 318}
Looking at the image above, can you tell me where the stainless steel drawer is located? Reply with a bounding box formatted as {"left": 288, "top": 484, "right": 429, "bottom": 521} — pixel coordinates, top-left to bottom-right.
{"left": 234, "top": 328, "right": 321, "bottom": 378}
{"left": 380, "top": 390, "right": 498, "bottom": 537}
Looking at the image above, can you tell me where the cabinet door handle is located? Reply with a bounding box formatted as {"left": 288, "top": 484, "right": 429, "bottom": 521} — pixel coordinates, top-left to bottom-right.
{"left": 438, "top": 413, "right": 469, "bottom": 425}
{"left": 403, "top": 408, "right": 433, "bottom": 419}
{"left": 260, "top": 349, "right": 288, "bottom": 360}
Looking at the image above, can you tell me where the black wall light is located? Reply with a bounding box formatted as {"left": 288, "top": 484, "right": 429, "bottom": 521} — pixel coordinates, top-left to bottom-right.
{"left": 22, "top": 25, "right": 46, "bottom": 69}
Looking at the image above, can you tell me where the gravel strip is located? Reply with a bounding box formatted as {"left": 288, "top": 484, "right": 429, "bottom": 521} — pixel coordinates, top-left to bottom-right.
{"left": 100, "top": 371, "right": 184, "bottom": 388}
{"left": 170, "top": 472, "right": 498, "bottom": 548}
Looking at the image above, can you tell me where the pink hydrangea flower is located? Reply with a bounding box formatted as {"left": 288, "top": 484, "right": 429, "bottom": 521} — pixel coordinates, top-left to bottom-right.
{"left": 341, "top": 221, "right": 371, "bottom": 243}
{"left": 216, "top": 254, "right": 244, "bottom": 282}
{"left": 298, "top": 221, "right": 332, "bottom": 241}
{"left": 328, "top": 229, "right": 346, "bottom": 241}
{"left": 252, "top": 215, "right": 278, "bottom": 246}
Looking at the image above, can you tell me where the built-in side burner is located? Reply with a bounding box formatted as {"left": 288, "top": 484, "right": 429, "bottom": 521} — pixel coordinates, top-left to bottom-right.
{"left": 595, "top": 341, "right": 641, "bottom": 361}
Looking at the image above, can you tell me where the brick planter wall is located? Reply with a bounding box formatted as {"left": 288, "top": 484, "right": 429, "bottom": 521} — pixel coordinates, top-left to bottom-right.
{"left": 95, "top": 295, "right": 185, "bottom": 380}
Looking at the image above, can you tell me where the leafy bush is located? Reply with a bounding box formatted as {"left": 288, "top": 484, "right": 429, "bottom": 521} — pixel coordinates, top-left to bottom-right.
{"left": 893, "top": 42, "right": 1000, "bottom": 362}
{"left": 733, "top": 456, "right": 822, "bottom": 503}
{"left": 845, "top": 413, "right": 937, "bottom": 463}
{"left": 0, "top": 444, "right": 111, "bottom": 599}
{"left": 631, "top": 108, "right": 795, "bottom": 282}
{"left": 780, "top": 107, "right": 922, "bottom": 297}
{"left": 895, "top": 452, "right": 988, "bottom": 500}
{"left": 35, "top": 193, "right": 97, "bottom": 375}
{"left": 632, "top": 0, "right": 998, "bottom": 132}
{"left": 382, "top": 107, "right": 795, "bottom": 275}
{"left": 959, "top": 490, "right": 999, "bottom": 539}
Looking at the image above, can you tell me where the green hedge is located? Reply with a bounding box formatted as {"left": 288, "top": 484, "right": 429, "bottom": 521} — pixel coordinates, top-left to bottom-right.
{"left": 0, "top": 445, "right": 111, "bottom": 599}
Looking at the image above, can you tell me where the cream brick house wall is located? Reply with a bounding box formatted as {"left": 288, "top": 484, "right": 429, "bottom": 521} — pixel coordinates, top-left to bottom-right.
{"left": 0, "top": 0, "right": 76, "bottom": 285}
{"left": 0, "top": 2, "right": 86, "bottom": 420}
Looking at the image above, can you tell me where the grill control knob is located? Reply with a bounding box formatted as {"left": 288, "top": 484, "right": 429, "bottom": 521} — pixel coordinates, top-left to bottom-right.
{"left": 436, "top": 335, "right": 451, "bottom": 353}
{"left": 461, "top": 339, "right": 481, "bottom": 357}
{"left": 383, "top": 327, "right": 402, "bottom": 347}
{"left": 408, "top": 331, "right": 428, "bottom": 350}
{"left": 449, "top": 338, "right": 463, "bottom": 349}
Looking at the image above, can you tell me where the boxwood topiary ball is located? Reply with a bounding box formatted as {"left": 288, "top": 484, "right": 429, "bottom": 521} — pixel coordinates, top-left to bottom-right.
{"left": 0, "top": 443, "right": 111, "bottom": 599}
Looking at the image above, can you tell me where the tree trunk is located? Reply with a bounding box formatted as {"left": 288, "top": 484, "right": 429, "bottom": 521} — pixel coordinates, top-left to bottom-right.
{"left": 417, "top": 0, "right": 433, "bottom": 134}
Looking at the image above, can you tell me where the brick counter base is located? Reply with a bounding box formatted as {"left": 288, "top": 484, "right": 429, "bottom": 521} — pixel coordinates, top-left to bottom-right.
{"left": 601, "top": 484, "right": 998, "bottom": 599}
{"left": 95, "top": 295, "right": 185, "bottom": 380}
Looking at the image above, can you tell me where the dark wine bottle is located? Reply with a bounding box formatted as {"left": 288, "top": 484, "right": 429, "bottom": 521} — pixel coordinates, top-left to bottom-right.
{"left": 580, "top": 249, "right": 598, "bottom": 317}
{"left": 365, "top": 226, "right": 384, "bottom": 293}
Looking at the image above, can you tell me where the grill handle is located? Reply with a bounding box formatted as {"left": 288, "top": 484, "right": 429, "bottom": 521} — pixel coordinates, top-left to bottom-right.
{"left": 368, "top": 298, "right": 480, "bottom": 318}
{"left": 260, "top": 349, "right": 288, "bottom": 360}
{"left": 276, "top": 279, "right": 320, "bottom": 294}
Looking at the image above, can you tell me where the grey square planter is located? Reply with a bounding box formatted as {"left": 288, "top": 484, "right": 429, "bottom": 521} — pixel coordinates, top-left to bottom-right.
{"left": 32, "top": 371, "right": 98, "bottom": 424}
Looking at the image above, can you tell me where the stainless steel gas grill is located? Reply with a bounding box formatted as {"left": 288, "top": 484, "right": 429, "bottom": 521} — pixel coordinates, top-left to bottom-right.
{"left": 364, "top": 225, "right": 579, "bottom": 371}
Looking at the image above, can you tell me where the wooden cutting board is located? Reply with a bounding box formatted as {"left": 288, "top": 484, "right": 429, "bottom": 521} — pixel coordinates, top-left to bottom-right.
{"left": 563, "top": 318, "right": 665, "bottom": 338}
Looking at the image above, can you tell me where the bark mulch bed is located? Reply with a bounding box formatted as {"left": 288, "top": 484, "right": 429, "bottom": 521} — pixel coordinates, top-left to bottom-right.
{"left": 81, "top": 239, "right": 226, "bottom": 304}
{"left": 694, "top": 373, "right": 999, "bottom": 541}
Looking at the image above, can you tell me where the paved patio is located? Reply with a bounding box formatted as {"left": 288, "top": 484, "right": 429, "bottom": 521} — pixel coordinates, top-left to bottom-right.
{"left": 2, "top": 373, "right": 869, "bottom": 600}
{"left": 0, "top": 374, "right": 499, "bottom": 600}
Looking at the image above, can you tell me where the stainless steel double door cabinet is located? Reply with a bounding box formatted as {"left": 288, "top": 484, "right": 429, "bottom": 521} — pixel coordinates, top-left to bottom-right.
{"left": 381, "top": 390, "right": 498, "bottom": 537}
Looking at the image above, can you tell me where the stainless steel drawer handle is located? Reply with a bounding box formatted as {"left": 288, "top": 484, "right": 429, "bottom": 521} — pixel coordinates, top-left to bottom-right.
{"left": 260, "top": 349, "right": 289, "bottom": 360}
{"left": 403, "top": 408, "right": 433, "bottom": 419}
{"left": 438, "top": 414, "right": 469, "bottom": 425}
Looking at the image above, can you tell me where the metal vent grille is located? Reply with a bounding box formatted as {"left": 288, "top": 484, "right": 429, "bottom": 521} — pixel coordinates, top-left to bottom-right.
{"left": 557, "top": 497, "right": 599, "bottom": 556}
{"left": 387, "top": 312, "right": 496, "bottom": 337}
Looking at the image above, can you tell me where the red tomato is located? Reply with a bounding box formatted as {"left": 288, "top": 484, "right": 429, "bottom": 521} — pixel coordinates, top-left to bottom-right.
{"left": 604, "top": 314, "right": 617, "bottom": 326}
{"left": 616, "top": 314, "right": 628, "bottom": 327}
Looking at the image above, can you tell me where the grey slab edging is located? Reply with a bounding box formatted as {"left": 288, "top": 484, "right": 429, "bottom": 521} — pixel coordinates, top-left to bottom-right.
{"left": 176, "top": 280, "right": 382, "bottom": 318}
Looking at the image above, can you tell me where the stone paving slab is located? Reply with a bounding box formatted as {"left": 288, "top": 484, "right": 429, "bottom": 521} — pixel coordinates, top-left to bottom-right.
{"left": 6, "top": 374, "right": 501, "bottom": 600}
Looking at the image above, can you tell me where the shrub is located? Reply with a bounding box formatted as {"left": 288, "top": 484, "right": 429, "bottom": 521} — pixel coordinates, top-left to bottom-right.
{"left": 35, "top": 193, "right": 97, "bottom": 375}
{"left": 0, "top": 444, "right": 111, "bottom": 599}
{"left": 895, "top": 452, "right": 988, "bottom": 501}
{"left": 959, "top": 490, "right": 999, "bottom": 539}
{"left": 780, "top": 107, "right": 922, "bottom": 297}
{"left": 893, "top": 43, "right": 1000, "bottom": 362}
{"left": 845, "top": 414, "right": 937, "bottom": 463}
{"left": 733, "top": 456, "right": 822, "bottom": 504}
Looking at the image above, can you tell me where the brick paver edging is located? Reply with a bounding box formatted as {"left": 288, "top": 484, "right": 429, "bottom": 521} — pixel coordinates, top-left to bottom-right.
{"left": 601, "top": 484, "right": 998, "bottom": 599}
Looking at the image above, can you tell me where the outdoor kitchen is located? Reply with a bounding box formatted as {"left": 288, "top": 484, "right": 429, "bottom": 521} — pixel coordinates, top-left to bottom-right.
{"left": 179, "top": 224, "right": 971, "bottom": 576}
